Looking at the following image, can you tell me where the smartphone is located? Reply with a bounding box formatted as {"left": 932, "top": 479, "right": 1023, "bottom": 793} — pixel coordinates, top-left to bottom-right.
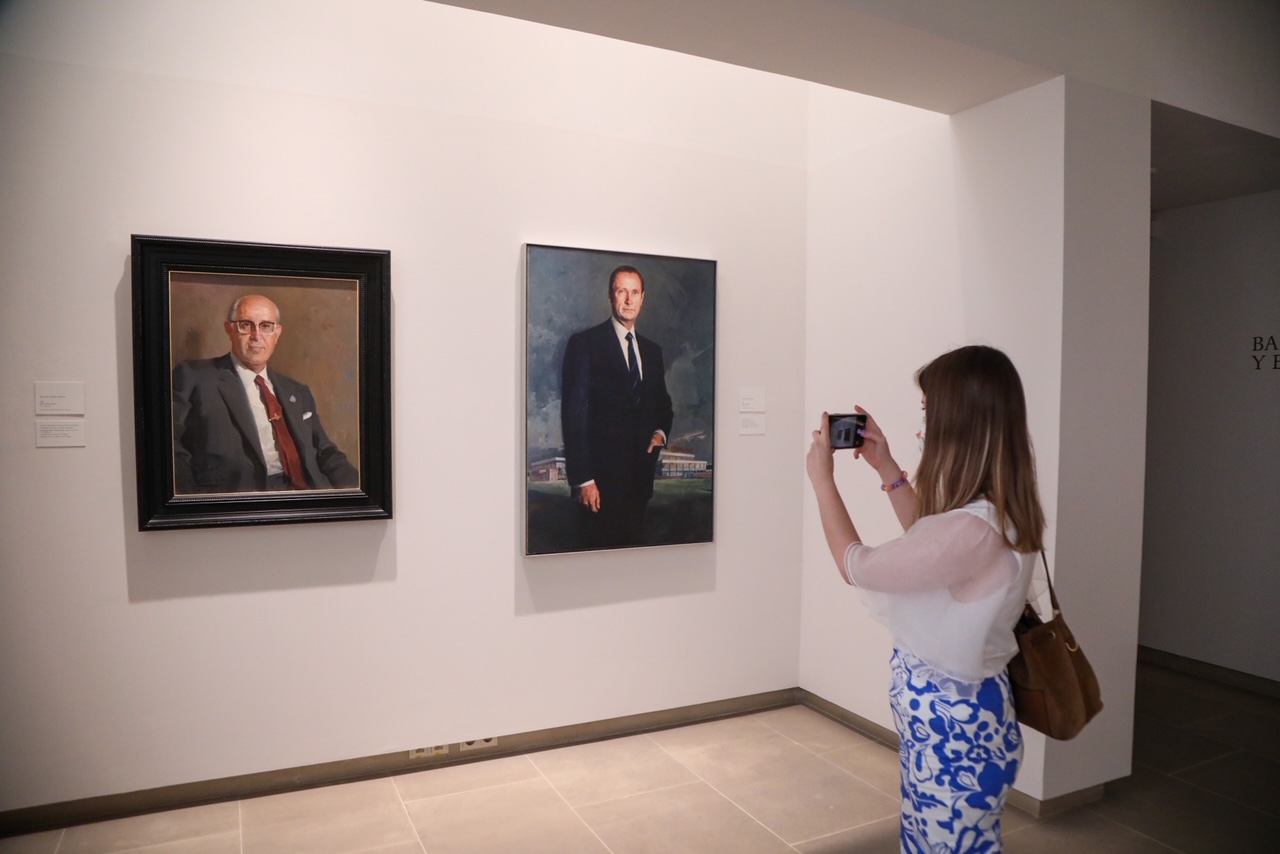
{"left": 828, "top": 413, "right": 867, "bottom": 449}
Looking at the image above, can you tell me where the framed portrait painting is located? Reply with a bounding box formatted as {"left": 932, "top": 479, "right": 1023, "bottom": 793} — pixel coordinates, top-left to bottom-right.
{"left": 525, "top": 244, "right": 715, "bottom": 555}
{"left": 131, "top": 235, "right": 392, "bottom": 530}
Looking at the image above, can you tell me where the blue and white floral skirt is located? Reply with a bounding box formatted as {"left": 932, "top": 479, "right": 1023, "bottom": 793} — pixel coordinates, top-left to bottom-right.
{"left": 889, "top": 648, "right": 1023, "bottom": 853}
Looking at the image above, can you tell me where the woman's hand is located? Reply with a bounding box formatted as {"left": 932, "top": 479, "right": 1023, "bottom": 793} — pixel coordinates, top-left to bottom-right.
{"left": 806, "top": 412, "right": 861, "bottom": 577}
{"left": 851, "top": 406, "right": 902, "bottom": 483}
{"left": 806, "top": 412, "right": 836, "bottom": 486}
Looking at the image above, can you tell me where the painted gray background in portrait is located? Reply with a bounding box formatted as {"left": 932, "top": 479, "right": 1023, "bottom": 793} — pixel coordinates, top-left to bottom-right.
{"left": 525, "top": 244, "right": 716, "bottom": 469}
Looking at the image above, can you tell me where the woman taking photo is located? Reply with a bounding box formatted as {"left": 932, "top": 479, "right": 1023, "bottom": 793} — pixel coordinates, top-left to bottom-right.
{"left": 806, "top": 344, "right": 1045, "bottom": 853}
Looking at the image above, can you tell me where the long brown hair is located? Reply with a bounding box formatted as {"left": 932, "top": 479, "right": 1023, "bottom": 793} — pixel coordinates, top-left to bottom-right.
{"left": 913, "top": 345, "right": 1045, "bottom": 553}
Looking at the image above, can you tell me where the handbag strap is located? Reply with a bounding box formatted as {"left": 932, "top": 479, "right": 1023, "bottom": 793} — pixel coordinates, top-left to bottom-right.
{"left": 1035, "top": 552, "right": 1080, "bottom": 651}
{"left": 1036, "top": 551, "right": 1062, "bottom": 619}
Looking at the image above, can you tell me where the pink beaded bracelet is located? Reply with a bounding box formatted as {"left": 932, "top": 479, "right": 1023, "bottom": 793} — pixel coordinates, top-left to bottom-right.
{"left": 881, "top": 471, "right": 909, "bottom": 492}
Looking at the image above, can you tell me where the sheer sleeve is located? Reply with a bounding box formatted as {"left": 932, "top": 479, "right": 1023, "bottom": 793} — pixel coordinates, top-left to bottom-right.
{"left": 840, "top": 501, "right": 1035, "bottom": 687}
{"left": 842, "top": 510, "right": 1012, "bottom": 596}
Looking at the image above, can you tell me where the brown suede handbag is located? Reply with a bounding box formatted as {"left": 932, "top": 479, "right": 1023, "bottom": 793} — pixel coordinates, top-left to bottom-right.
{"left": 1007, "top": 553, "right": 1103, "bottom": 740}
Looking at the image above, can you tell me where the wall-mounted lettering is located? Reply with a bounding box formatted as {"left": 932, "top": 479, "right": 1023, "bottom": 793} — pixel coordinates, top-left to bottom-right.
{"left": 1251, "top": 335, "right": 1278, "bottom": 369}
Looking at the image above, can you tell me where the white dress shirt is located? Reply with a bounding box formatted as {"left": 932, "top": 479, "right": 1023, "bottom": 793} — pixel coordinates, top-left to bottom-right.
{"left": 231, "top": 358, "right": 283, "bottom": 476}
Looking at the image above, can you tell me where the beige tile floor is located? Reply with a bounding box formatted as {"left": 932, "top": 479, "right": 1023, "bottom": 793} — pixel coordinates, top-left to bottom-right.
{"left": 4, "top": 661, "right": 1279, "bottom": 853}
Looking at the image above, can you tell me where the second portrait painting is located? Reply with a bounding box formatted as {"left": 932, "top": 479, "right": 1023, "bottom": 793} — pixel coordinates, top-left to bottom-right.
{"left": 525, "top": 244, "right": 716, "bottom": 555}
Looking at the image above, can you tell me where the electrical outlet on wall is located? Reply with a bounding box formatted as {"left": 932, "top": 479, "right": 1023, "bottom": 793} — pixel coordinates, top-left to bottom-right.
{"left": 408, "top": 745, "right": 448, "bottom": 759}
{"left": 459, "top": 737, "right": 498, "bottom": 751}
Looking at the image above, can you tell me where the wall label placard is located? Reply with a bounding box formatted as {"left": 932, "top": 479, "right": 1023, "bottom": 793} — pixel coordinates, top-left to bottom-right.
{"left": 35, "top": 381, "right": 85, "bottom": 415}
{"left": 36, "top": 420, "right": 86, "bottom": 447}
{"left": 1251, "top": 335, "right": 1278, "bottom": 370}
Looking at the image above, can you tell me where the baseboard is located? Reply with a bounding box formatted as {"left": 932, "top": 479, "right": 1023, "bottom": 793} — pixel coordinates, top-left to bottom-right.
{"left": 1, "top": 683, "right": 1111, "bottom": 837}
{"left": 0, "top": 688, "right": 797, "bottom": 838}
{"left": 1138, "top": 645, "right": 1280, "bottom": 699}
{"left": 795, "top": 688, "right": 1106, "bottom": 818}
{"left": 794, "top": 688, "right": 899, "bottom": 747}
{"left": 1007, "top": 783, "right": 1105, "bottom": 818}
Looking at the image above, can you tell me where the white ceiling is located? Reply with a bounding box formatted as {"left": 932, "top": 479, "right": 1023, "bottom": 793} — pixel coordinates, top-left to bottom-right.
{"left": 432, "top": 0, "right": 1280, "bottom": 211}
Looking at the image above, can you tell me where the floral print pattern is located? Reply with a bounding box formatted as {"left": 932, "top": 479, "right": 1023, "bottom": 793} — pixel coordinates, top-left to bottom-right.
{"left": 890, "top": 648, "right": 1022, "bottom": 853}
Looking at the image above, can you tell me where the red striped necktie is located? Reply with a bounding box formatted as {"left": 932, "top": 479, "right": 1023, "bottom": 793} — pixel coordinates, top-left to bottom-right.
{"left": 254, "top": 375, "right": 307, "bottom": 489}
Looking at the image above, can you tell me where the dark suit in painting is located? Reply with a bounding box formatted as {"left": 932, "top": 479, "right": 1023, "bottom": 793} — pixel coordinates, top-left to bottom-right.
{"left": 172, "top": 354, "right": 358, "bottom": 494}
{"left": 561, "top": 320, "right": 674, "bottom": 548}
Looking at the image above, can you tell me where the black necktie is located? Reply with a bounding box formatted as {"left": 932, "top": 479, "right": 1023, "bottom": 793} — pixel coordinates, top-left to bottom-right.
{"left": 626, "top": 332, "right": 641, "bottom": 402}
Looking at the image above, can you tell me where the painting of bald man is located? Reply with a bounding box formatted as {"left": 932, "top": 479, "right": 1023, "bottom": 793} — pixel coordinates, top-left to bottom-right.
{"left": 170, "top": 285, "right": 359, "bottom": 494}
{"left": 132, "top": 235, "right": 391, "bottom": 529}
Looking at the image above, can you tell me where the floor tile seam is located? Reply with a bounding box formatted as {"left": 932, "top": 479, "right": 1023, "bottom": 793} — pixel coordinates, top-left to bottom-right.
{"left": 752, "top": 714, "right": 865, "bottom": 760}
{"left": 1080, "top": 806, "right": 1188, "bottom": 853}
{"left": 653, "top": 733, "right": 818, "bottom": 797}
{"left": 634, "top": 734, "right": 809, "bottom": 848}
{"left": 652, "top": 730, "right": 889, "bottom": 816}
{"left": 811, "top": 742, "right": 900, "bottom": 797}
{"left": 789, "top": 812, "right": 898, "bottom": 848}
{"left": 561, "top": 778, "right": 705, "bottom": 811}
{"left": 388, "top": 776, "right": 428, "bottom": 854}
{"left": 396, "top": 774, "right": 547, "bottom": 807}
{"left": 1181, "top": 709, "right": 1245, "bottom": 730}
{"left": 1105, "top": 767, "right": 1280, "bottom": 826}
{"left": 773, "top": 733, "right": 848, "bottom": 762}
{"left": 236, "top": 797, "right": 414, "bottom": 840}
{"left": 1132, "top": 709, "right": 1215, "bottom": 730}
{"left": 86, "top": 829, "right": 244, "bottom": 854}
{"left": 1159, "top": 771, "right": 1280, "bottom": 822}
{"left": 1137, "top": 714, "right": 1243, "bottom": 736}
{"left": 1164, "top": 746, "right": 1245, "bottom": 776}
{"left": 752, "top": 716, "right": 805, "bottom": 747}
{"left": 1131, "top": 757, "right": 1170, "bottom": 776}
{"left": 1180, "top": 727, "right": 1280, "bottom": 763}
{"left": 394, "top": 752, "right": 545, "bottom": 805}
{"left": 648, "top": 730, "right": 792, "bottom": 781}
{"left": 50, "top": 827, "right": 66, "bottom": 854}
{"left": 999, "top": 821, "right": 1031, "bottom": 839}
{"left": 537, "top": 770, "right": 618, "bottom": 854}
{"left": 669, "top": 773, "right": 803, "bottom": 852}
{"left": 649, "top": 740, "right": 731, "bottom": 799}
{"left": 346, "top": 843, "right": 429, "bottom": 854}
{"left": 1179, "top": 680, "right": 1280, "bottom": 705}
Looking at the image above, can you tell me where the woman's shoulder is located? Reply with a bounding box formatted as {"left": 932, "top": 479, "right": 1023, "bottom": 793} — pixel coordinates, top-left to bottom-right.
{"left": 956, "top": 498, "right": 996, "bottom": 523}
{"left": 910, "top": 500, "right": 1002, "bottom": 541}
{"left": 952, "top": 498, "right": 1019, "bottom": 544}
{"left": 912, "top": 500, "right": 998, "bottom": 536}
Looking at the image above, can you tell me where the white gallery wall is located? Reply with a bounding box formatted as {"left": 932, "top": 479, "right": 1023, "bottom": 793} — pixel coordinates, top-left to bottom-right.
{"left": 0, "top": 0, "right": 1010, "bottom": 812}
{"left": 0, "top": 0, "right": 1261, "bottom": 815}
{"left": 1142, "top": 190, "right": 1280, "bottom": 682}
{"left": 1044, "top": 79, "right": 1151, "bottom": 798}
{"left": 0, "top": 0, "right": 826, "bottom": 810}
{"left": 799, "top": 85, "right": 962, "bottom": 733}
{"left": 800, "top": 76, "right": 1151, "bottom": 802}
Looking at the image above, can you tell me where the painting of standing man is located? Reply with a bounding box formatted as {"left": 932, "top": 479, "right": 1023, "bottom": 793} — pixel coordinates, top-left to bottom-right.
{"left": 525, "top": 245, "right": 715, "bottom": 555}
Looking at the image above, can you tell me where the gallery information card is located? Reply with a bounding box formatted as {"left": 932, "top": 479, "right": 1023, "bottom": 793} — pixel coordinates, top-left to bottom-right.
{"left": 36, "top": 420, "right": 86, "bottom": 447}
{"left": 35, "top": 381, "right": 85, "bottom": 415}
{"left": 35, "top": 381, "right": 86, "bottom": 447}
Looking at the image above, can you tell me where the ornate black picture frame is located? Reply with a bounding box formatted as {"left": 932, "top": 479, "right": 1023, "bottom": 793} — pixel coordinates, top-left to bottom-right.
{"left": 132, "top": 235, "right": 392, "bottom": 530}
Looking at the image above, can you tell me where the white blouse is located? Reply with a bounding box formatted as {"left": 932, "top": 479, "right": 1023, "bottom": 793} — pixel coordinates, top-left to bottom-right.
{"left": 843, "top": 499, "right": 1035, "bottom": 694}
